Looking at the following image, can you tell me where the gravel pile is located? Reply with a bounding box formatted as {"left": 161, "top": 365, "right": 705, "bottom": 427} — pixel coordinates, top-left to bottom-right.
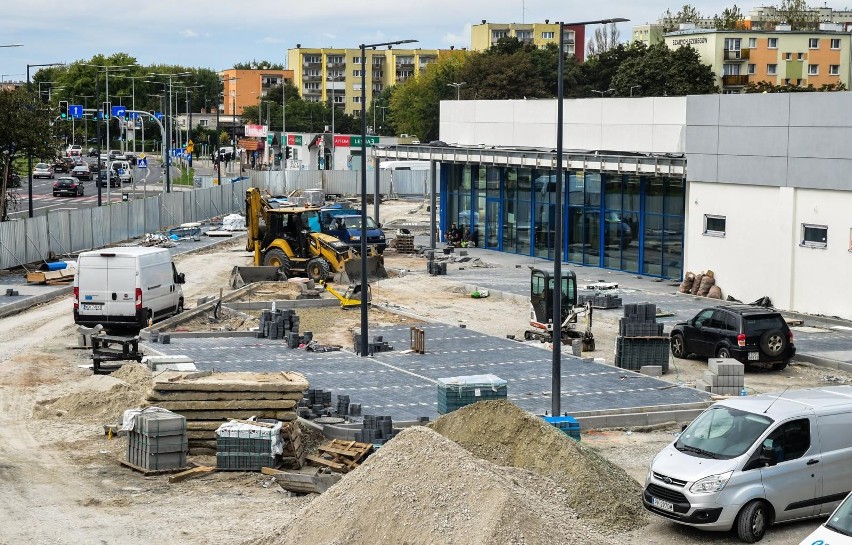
{"left": 246, "top": 426, "right": 615, "bottom": 545}
{"left": 430, "top": 399, "right": 650, "bottom": 533}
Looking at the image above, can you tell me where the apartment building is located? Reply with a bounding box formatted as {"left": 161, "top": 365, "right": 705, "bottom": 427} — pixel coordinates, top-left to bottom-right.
{"left": 287, "top": 46, "right": 446, "bottom": 116}
{"left": 747, "top": 5, "right": 852, "bottom": 30}
{"left": 219, "top": 69, "right": 294, "bottom": 116}
{"left": 663, "top": 25, "right": 852, "bottom": 92}
{"left": 470, "top": 20, "right": 585, "bottom": 61}
{"left": 632, "top": 24, "right": 667, "bottom": 46}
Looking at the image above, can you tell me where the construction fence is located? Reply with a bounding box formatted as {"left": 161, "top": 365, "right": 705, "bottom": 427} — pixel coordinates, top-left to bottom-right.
{"left": 0, "top": 181, "right": 249, "bottom": 270}
{"left": 248, "top": 169, "right": 434, "bottom": 198}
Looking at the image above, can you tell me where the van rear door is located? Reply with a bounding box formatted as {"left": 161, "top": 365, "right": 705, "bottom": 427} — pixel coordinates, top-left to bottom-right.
{"left": 77, "top": 253, "right": 137, "bottom": 324}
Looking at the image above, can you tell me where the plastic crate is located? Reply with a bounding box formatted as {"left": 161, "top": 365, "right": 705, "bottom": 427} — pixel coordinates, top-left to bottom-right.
{"left": 542, "top": 415, "right": 582, "bottom": 441}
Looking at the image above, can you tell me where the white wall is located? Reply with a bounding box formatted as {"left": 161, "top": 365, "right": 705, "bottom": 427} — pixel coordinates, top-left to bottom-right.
{"left": 440, "top": 97, "right": 686, "bottom": 153}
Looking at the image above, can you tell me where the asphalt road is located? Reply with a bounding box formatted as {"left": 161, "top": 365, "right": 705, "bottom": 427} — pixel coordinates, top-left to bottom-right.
{"left": 8, "top": 155, "right": 172, "bottom": 219}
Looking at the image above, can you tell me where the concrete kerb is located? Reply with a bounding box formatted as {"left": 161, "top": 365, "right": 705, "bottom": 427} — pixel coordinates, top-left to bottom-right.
{"left": 0, "top": 285, "right": 73, "bottom": 320}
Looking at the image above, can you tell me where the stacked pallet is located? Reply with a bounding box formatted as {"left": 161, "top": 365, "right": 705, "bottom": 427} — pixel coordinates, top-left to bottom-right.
{"left": 146, "top": 371, "right": 308, "bottom": 453}
{"left": 541, "top": 415, "right": 581, "bottom": 441}
{"left": 436, "top": 374, "right": 508, "bottom": 414}
{"left": 306, "top": 439, "right": 373, "bottom": 473}
{"left": 394, "top": 233, "right": 415, "bottom": 253}
{"left": 614, "top": 303, "right": 669, "bottom": 373}
{"left": 696, "top": 358, "right": 745, "bottom": 396}
{"left": 578, "top": 293, "right": 623, "bottom": 309}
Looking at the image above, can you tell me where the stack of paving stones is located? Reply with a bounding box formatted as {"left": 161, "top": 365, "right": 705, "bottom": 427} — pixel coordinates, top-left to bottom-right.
{"left": 578, "top": 292, "right": 623, "bottom": 309}
{"left": 147, "top": 371, "right": 308, "bottom": 454}
{"left": 257, "top": 308, "right": 299, "bottom": 340}
{"left": 614, "top": 302, "right": 669, "bottom": 373}
{"left": 215, "top": 418, "right": 304, "bottom": 471}
{"left": 126, "top": 409, "right": 188, "bottom": 471}
{"left": 336, "top": 394, "right": 350, "bottom": 416}
{"left": 696, "top": 358, "right": 745, "bottom": 396}
{"left": 352, "top": 334, "right": 393, "bottom": 355}
{"left": 355, "top": 415, "right": 398, "bottom": 445}
{"left": 436, "top": 374, "right": 508, "bottom": 414}
{"left": 394, "top": 233, "right": 415, "bottom": 253}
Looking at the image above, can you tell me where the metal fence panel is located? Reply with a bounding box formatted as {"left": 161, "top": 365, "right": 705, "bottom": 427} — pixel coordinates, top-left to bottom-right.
{"left": 91, "top": 206, "right": 108, "bottom": 248}
{"left": 47, "top": 211, "right": 72, "bottom": 257}
{"left": 129, "top": 199, "right": 146, "bottom": 238}
{"left": 25, "top": 215, "right": 49, "bottom": 264}
{"left": 390, "top": 170, "right": 431, "bottom": 196}
{"left": 145, "top": 196, "right": 160, "bottom": 233}
{"left": 70, "top": 208, "right": 93, "bottom": 253}
{"left": 0, "top": 220, "right": 27, "bottom": 269}
{"left": 111, "top": 204, "right": 130, "bottom": 243}
{"left": 160, "top": 192, "right": 183, "bottom": 228}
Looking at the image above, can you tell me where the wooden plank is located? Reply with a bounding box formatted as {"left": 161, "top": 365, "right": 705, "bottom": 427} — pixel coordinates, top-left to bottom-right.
{"left": 305, "top": 454, "right": 346, "bottom": 472}
{"left": 153, "top": 399, "right": 297, "bottom": 411}
{"left": 168, "top": 466, "right": 217, "bottom": 484}
{"left": 318, "top": 445, "right": 366, "bottom": 459}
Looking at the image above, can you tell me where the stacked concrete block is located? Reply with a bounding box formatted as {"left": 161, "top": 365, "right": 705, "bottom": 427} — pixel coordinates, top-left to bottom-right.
{"left": 436, "top": 374, "right": 508, "bottom": 414}
{"left": 258, "top": 308, "right": 299, "bottom": 340}
{"left": 215, "top": 419, "right": 304, "bottom": 471}
{"left": 578, "top": 293, "right": 623, "bottom": 309}
{"left": 696, "top": 358, "right": 745, "bottom": 396}
{"left": 146, "top": 371, "right": 308, "bottom": 453}
{"left": 355, "top": 415, "right": 398, "bottom": 445}
{"left": 614, "top": 303, "right": 669, "bottom": 373}
{"left": 127, "top": 409, "right": 187, "bottom": 471}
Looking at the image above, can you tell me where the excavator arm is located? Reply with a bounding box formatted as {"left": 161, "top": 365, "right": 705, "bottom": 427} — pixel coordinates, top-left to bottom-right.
{"left": 245, "top": 188, "right": 273, "bottom": 265}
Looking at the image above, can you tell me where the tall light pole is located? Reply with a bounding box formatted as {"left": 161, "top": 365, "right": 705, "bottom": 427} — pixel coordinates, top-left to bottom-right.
{"left": 629, "top": 84, "right": 641, "bottom": 97}
{"left": 78, "top": 94, "right": 93, "bottom": 146}
{"left": 591, "top": 88, "right": 615, "bottom": 97}
{"left": 149, "top": 72, "right": 191, "bottom": 192}
{"left": 447, "top": 82, "right": 466, "bottom": 100}
{"left": 552, "top": 18, "right": 627, "bottom": 416}
{"left": 26, "top": 61, "right": 64, "bottom": 218}
{"left": 114, "top": 75, "right": 145, "bottom": 155}
{"left": 358, "top": 38, "right": 417, "bottom": 357}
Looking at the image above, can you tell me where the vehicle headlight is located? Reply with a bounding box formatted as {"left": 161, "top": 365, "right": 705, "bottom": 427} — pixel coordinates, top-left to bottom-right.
{"left": 379, "top": 236, "right": 385, "bottom": 241}
{"left": 351, "top": 236, "right": 361, "bottom": 241}
{"left": 690, "top": 471, "right": 733, "bottom": 494}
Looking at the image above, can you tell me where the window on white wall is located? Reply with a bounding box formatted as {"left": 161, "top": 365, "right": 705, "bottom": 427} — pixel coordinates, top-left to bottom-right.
{"left": 801, "top": 224, "right": 827, "bottom": 248}
{"left": 703, "top": 215, "right": 726, "bottom": 236}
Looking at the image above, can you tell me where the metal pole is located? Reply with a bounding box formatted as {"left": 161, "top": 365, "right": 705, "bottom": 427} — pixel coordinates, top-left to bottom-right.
{"left": 26, "top": 64, "right": 32, "bottom": 218}
{"left": 216, "top": 97, "right": 222, "bottom": 184}
{"left": 106, "top": 69, "right": 111, "bottom": 205}
{"left": 430, "top": 159, "right": 436, "bottom": 249}
{"left": 552, "top": 22, "right": 566, "bottom": 417}
{"left": 330, "top": 89, "right": 335, "bottom": 170}
{"left": 359, "top": 44, "right": 368, "bottom": 357}
{"left": 373, "top": 158, "right": 380, "bottom": 226}
{"left": 96, "top": 71, "right": 102, "bottom": 207}
{"left": 165, "top": 76, "right": 172, "bottom": 193}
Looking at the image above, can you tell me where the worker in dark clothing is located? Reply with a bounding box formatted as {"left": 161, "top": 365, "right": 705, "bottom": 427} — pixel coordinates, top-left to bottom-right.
{"left": 447, "top": 223, "right": 462, "bottom": 246}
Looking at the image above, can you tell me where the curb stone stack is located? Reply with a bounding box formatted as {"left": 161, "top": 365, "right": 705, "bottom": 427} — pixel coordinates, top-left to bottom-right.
{"left": 696, "top": 358, "right": 745, "bottom": 395}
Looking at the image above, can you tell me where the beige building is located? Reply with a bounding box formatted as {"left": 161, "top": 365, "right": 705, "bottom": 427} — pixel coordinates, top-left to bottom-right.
{"left": 470, "top": 21, "right": 584, "bottom": 60}
{"left": 287, "top": 47, "right": 447, "bottom": 116}
{"left": 219, "top": 69, "right": 294, "bottom": 116}
{"left": 663, "top": 26, "right": 852, "bottom": 92}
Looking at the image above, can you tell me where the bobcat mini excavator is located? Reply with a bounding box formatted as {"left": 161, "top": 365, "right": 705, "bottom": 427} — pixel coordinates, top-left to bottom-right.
{"left": 234, "top": 188, "right": 386, "bottom": 286}
{"left": 523, "top": 268, "right": 595, "bottom": 351}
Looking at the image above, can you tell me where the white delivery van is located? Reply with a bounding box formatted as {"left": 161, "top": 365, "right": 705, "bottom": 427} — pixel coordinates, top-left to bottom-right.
{"left": 74, "top": 247, "right": 185, "bottom": 329}
{"left": 643, "top": 386, "right": 852, "bottom": 542}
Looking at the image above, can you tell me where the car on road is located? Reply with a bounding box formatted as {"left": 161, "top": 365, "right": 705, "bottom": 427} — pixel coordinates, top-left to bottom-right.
{"left": 87, "top": 148, "right": 98, "bottom": 157}
{"left": 670, "top": 304, "right": 796, "bottom": 370}
{"left": 110, "top": 161, "right": 133, "bottom": 184}
{"left": 108, "top": 150, "right": 127, "bottom": 161}
{"left": 798, "top": 491, "right": 852, "bottom": 544}
{"left": 33, "top": 163, "right": 54, "bottom": 179}
{"left": 67, "top": 145, "right": 83, "bottom": 157}
{"left": 53, "top": 177, "right": 85, "bottom": 197}
{"left": 52, "top": 158, "right": 69, "bottom": 173}
{"left": 70, "top": 165, "right": 92, "bottom": 181}
{"left": 98, "top": 169, "right": 120, "bottom": 188}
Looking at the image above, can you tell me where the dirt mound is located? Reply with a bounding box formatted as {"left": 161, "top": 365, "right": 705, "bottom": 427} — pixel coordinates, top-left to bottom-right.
{"left": 33, "top": 364, "right": 151, "bottom": 423}
{"left": 429, "top": 400, "right": 649, "bottom": 533}
{"left": 246, "top": 426, "right": 614, "bottom": 545}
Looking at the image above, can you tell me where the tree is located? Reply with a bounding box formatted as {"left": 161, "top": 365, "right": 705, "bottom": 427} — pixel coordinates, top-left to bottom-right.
{"left": 659, "top": 4, "right": 703, "bottom": 32}
{"left": 586, "top": 23, "right": 621, "bottom": 58}
{"left": 582, "top": 42, "right": 647, "bottom": 97}
{"left": 776, "top": 0, "right": 819, "bottom": 30}
{"left": 712, "top": 5, "right": 745, "bottom": 30}
{"left": 232, "top": 60, "right": 285, "bottom": 70}
{"left": 610, "top": 44, "right": 717, "bottom": 97}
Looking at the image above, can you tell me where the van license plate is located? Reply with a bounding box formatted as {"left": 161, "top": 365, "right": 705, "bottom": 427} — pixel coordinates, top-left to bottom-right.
{"left": 652, "top": 497, "right": 674, "bottom": 512}
{"left": 81, "top": 303, "right": 103, "bottom": 311}
{"left": 748, "top": 352, "right": 759, "bottom": 361}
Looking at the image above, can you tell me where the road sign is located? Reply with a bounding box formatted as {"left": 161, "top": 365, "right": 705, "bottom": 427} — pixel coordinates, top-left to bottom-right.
{"left": 267, "top": 133, "right": 273, "bottom": 144}
{"left": 69, "top": 105, "right": 84, "bottom": 119}
{"left": 186, "top": 140, "right": 194, "bottom": 154}
{"left": 154, "top": 112, "right": 163, "bottom": 121}
{"left": 137, "top": 158, "right": 148, "bottom": 168}
{"left": 111, "top": 105, "right": 126, "bottom": 118}
{"left": 129, "top": 112, "right": 138, "bottom": 120}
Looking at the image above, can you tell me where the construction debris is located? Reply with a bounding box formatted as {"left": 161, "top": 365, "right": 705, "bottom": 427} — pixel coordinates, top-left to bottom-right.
{"left": 264, "top": 467, "right": 342, "bottom": 494}
{"left": 305, "top": 439, "right": 373, "bottom": 473}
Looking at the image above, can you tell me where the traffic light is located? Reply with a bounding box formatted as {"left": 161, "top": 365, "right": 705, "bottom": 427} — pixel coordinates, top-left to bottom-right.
{"left": 102, "top": 101, "right": 111, "bottom": 119}
{"left": 58, "top": 101, "right": 68, "bottom": 119}
{"left": 285, "top": 146, "right": 292, "bottom": 159}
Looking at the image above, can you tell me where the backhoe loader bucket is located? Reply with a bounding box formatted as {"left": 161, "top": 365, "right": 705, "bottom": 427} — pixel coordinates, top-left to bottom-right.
{"left": 342, "top": 255, "right": 387, "bottom": 283}
{"left": 229, "top": 266, "right": 286, "bottom": 289}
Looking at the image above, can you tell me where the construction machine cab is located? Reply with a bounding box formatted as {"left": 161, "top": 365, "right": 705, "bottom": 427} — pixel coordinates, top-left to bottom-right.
{"left": 529, "top": 268, "right": 577, "bottom": 326}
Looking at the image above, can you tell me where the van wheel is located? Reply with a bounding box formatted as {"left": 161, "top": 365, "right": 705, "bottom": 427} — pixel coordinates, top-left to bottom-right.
{"left": 760, "top": 330, "right": 786, "bottom": 357}
{"left": 671, "top": 333, "right": 686, "bottom": 358}
{"left": 717, "top": 346, "right": 732, "bottom": 359}
{"left": 736, "top": 500, "right": 769, "bottom": 543}
{"left": 176, "top": 298, "right": 184, "bottom": 315}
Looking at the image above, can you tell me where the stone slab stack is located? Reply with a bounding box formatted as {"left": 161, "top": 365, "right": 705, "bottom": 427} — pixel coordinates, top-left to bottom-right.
{"left": 147, "top": 371, "right": 308, "bottom": 453}
{"left": 127, "top": 409, "right": 187, "bottom": 471}
{"left": 578, "top": 293, "right": 623, "bottom": 309}
{"left": 614, "top": 302, "right": 669, "bottom": 373}
{"left": 258, "top": 308, "right": 299, "bottom": 340}
{"left": 696, "top": 358, "right": 745, "bottom": 396}
{"left": 436, "top": 374, "right": 508, "bottom": 414}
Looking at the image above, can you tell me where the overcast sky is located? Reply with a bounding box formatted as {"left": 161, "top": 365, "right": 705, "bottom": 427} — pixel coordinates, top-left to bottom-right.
{"left": 0, "top": 1, "right": 846, "bottom": 79}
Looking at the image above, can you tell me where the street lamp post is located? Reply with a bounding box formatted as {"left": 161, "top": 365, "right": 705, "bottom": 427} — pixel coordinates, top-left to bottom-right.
{"left": 78, "top": 94, "right": 93, "bottom": 146}
{"left": 552, "top": 18, "right": 627, "bottom": 416}
{"left": 149, "top": 72, "right": 191, "bottom": 192}
{"left": 591, "top": 88, "right": 615, "bottom": 97}
{"left": 358, "top": 38, "right": 417, "bottom": 357}
{"left": 629, "top": 84, "right": 641, "bottom": 97}
{"left": 26, "top": 61, "right": 64, "bottom": 218}
{"left": 447, "top": 82, "right": 466, "bottom": 100}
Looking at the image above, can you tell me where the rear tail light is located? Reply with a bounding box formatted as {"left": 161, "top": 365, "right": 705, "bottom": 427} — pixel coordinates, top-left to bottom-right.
{"left": 135, "top": 288, "right": 143, "bottom": 310}
{"left": 53, "top": 182, "right": 58, "bottom": 188}
{"left": 787, "top": 330, "right": 794, "bottom": 343}
{"left": 73, "top": 286, "right": 79, "bottom": 310}
{"left": 737, "top": 333, "right": 746, "bottom": 347}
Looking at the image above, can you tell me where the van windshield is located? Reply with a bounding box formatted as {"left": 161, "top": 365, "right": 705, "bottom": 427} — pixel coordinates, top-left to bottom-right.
{"left": 676, "top": 406, "right": 773, "bottom": 459}
{"left": 826, "top": 494, "right": 852, "bottom": 536}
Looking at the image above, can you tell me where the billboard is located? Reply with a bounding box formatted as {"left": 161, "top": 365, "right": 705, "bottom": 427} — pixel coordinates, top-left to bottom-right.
{"left": 244, "top": 124, "right": 268, "bottom": 138}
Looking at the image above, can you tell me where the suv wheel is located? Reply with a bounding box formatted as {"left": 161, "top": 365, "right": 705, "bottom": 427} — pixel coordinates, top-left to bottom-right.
{"left": 761, "top": 329, "right": 787, "bottom": 357}
{"left": 717, "top": 346, "right": 732, "bottom": 359}
{"left": 671, "top": 333, "right": 686, "bottom": 358}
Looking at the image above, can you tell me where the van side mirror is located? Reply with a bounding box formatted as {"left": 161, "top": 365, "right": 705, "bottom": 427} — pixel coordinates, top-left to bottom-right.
{"left": 681, "top": 423, "right": 689, "bottom": 432}
{"left": 177, "top": 272, "right": 186, "bottom": 284}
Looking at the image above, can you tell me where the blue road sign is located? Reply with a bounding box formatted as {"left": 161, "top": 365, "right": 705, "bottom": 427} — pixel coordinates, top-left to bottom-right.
{"left": 154, "top": 112, "right": 164, "bottom": 121}
{"left": 69, "top": 105, "right": 84, "bottom": 119}
{"left": 137, "top": 158, "right": 148, "bottom": 168}
{"left": 111, "top": 105, "right": 126, "bottom": 118}
{"left": 129, "top": 112, "right": 138, "bottom": 120}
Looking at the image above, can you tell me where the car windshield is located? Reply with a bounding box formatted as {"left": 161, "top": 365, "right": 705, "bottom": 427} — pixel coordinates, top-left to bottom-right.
{"left": 826, "top": 494, "right": 852, "bottom": 536}
{"left": 675, "top": 406, "right": 773, "bottom": 459}
{"left": 338, "top": 216, "right": 376, "bottom": 230}
{"left": 36, "top": 163, "right": 48, "bottom": 169}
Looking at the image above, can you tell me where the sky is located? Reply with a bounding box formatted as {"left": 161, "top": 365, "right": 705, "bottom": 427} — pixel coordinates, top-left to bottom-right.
{"left": 0, "top": 1, "right": 846, "bottom": 79}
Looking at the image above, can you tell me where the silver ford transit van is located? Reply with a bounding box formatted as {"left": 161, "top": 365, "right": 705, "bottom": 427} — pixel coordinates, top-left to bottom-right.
{"left": 643, "top": 386, "right": 852, "bottom": 542}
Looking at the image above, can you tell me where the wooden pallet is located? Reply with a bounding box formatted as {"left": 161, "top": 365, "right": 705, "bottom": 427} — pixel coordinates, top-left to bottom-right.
{"left": 262, "top": 467, "right": 342, "bottom": 494}
{"left": 120, "top": 459, "right": 192, "bottom": 476}
{"left": 306, "top": 439, "right": 373, "bottom": 473}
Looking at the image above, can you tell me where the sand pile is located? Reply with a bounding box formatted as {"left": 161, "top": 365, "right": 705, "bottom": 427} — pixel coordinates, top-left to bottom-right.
{"left": 33, "top": 364, "right": 152, "bottom": 422}
{"left": 247, "top": 426, "right": 615, "bottom": 545}
{"left": 429, "top": 400, "right": 649, "bottom": 533}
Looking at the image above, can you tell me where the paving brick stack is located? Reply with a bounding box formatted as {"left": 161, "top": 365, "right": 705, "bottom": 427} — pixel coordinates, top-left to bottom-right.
{"left": 578, "top": 293, "right": 623, "bottom": 309}
{"left": 215, "top": 419, "right": 304, "bottom": 471}
{"left": 614, "top": 302, "right": 669, "bottom": 373}
{"left": 127, "top": 409, "right": 187, "bottom": 471}
{"left": 394, "top": 233, "right": 415, "bottom": 253}
{"left": 696, "top": 358, "right": 745, "bottom": 396}
{"left": 257, "top": 308, "right": 299, "bottom": 340}
{"left": 436, "top": 374, "right": 508, "bottom": 414}
{"left": 146, "top": 371, "right": 308, "bottom": 454}
{"left": 355, "top": 415, "right": 398, "bottom": 445}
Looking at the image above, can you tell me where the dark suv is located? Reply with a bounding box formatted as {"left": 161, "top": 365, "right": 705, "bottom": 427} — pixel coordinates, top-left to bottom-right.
{"left": 670, "top": 305, "right": 795, "bottom": 370}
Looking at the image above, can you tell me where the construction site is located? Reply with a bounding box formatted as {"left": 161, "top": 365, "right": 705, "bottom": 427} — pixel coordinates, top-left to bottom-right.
{"left": 1, "top": 197, "right": 851, "bottom": 545}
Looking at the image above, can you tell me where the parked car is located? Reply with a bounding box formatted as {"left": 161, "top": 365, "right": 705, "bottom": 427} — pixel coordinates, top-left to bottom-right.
{"left": 67, "top": 144, "right": 83, "bottom": 157}
{"left": 33, "top": 163, "right": 54, "bottom": 179}
{"left": 71, "top": 165, "right": 92, "bottom": 181}
{"left": 98, "top": 169, "right": 120, "bottom": 188}
{"left": 109, "top": 150, "right": 126, "bottom": 161}
{"left": 798, "top": 491, "right": 852, "bottom": 544}
{"left": 670, "top": 305, "right": 796, "bottom": 370}
{"left": 87, "top": 148, "right": 98, "bottom": 158}
{"left": 53, "top": 177, "right": 85, "bottom": 197}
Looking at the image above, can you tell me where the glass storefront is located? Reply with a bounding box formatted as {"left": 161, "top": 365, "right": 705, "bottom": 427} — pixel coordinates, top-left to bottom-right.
{"left": 444, "top": 164, "right": 685, "bottom": 279}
